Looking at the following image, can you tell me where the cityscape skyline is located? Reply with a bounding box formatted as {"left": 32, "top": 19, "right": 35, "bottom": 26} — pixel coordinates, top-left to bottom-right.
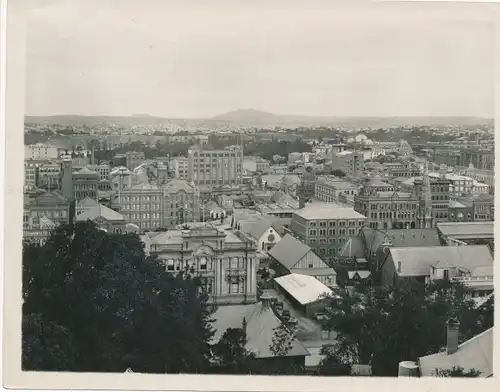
{"left": 26, "top": 1, "right": 494, "bottom": 118}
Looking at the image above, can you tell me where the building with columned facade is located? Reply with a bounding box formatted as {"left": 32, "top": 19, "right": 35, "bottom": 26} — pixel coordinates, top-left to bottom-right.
{"left": 142, "top": 225, "right": 258, "bottom": 305}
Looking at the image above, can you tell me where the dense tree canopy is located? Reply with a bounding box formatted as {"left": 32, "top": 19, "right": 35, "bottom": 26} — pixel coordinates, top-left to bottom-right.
{"left": 320, "top": 280, "right": 493, "bottom": 377}
{"left": 22, "top": 221, "right": 215, "bottom": 373}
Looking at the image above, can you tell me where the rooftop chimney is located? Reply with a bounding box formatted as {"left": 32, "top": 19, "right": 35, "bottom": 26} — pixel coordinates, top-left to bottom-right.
{"left": 446, "top": 317, "right": 460, "bottom": 355}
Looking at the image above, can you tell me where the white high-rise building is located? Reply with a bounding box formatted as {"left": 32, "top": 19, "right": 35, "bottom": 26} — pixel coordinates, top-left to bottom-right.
{"left": 188, "top": 145, "right": 243, "bottom": 187}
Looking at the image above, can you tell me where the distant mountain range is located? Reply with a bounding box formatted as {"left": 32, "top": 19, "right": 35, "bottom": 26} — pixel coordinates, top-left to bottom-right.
{"left": 25, "top": 109, "right": 493, "bottom": 128}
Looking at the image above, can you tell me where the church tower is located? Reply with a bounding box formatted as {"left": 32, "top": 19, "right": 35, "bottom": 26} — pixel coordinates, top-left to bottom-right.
{"left": 418, "top": 160, "right": 433, "bottom": 228}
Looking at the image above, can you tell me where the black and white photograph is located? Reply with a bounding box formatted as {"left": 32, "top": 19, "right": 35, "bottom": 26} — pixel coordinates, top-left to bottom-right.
{"left": 5, "top": 0, "right": 497, "bottom": 388}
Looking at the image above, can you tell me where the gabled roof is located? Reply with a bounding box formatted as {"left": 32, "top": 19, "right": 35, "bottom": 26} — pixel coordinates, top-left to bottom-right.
{"left": 211, "top": 302, "right": 310, "bottom": 359}
{"left": 244, "top": 215, "right": 279, "bottom": 240}
{"left": 268, "top": 234, "right": 322, "bottom": 269}
{"left": 389, "top": 245, "right": 493, "bottom": 277}
{"left": 31, "top": 191, "right": 69, "bottom": 205}
{"left": 73, "top": 167, "right": 98, "bottom": 175}
{"left": 76, "top": 204, "right": 125, "bottom": 222}
{"left": 164, "top": 178, "right": 196, "bottom": 193}
{"left": 274, "top": 273, "right": 333, "bottom": 305}
{"left": 78, "top": 196, "right": 98, "bottom": 208}
{"left": 418, "top": 328, "right": 493, "bottom": 377}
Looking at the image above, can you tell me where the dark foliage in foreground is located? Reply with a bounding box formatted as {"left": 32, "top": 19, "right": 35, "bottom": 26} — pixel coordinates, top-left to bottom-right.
{"left": 320, "top": 280, "right": 493, "bottom": 377}
{"left": 23, "top": 221, "right": 215, "bottom": 373}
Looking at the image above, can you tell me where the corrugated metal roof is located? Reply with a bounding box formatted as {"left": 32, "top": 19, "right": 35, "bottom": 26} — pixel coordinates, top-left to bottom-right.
{"left": 274, "top": 273, "right": 333, "bottom": 305}
{"left": 389, "top": 245, "right": 493, "bottom": 277}
{"left": 267, "top": 234, "right": 312, "bottom": 269}
{"left": 419, "top": 328, "right": 493, "bottom": 377}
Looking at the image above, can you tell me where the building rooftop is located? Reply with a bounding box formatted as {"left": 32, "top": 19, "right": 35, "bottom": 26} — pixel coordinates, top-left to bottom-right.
{"left": 268, "top": 234, "right": 324, "bottom": 270}
{"left": 294, "top": 204, "right": 366, "bottom": 220}
{"left": 211, "top": 301, "right": 310, "bottom": 359}
{"left": 76, "top": 204, "right": 125, "bottom": 222}
{"left": 418, "top": 328, "right": 493, "bottom": 377}
{"left": 389, "top": 245, "right": 493, "bottom": 278}
{"left": 437, "top": 222, "right": 494, "bottom": 238}
{"left": 274, "top": 273, "right": 333, "bottom": 305}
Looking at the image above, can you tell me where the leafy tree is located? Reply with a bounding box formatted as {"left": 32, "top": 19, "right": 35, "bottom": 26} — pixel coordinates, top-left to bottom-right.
{"left": 434, "top": 366, "right": 481, "bottom": 378}
{"left": 321, "top": 280, "right": 491, "bottom": 377}
{"left": 22, "top": 221, "right": 216, "bottom": 373}
{"left": 316, "top": 345, "right": 351, "bottom": 376}
{"left": 269, "top": 324, "right": 294, "bottom": 357}
{"left": 331, "top": 169, "right": 346, "bottom": 177}
{"left": 210, "top": 327, "right": 257, "bottom": 374}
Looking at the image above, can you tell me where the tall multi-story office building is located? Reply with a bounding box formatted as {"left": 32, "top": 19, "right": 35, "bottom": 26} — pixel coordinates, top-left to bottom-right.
{"left": 315, "top": 176, "right": 359, "bottom": 203}
{"left": 120, "top": 184, "right": 164, "bottom": 231}
{"left": 59, "top": 158, "right": 99, "bottom": 202}
{"left": 72, "top": 168, "right": 100, "bottom": 201}
{"left": 330, "top": 151, "right": 364, "bottom": 177}
{"left": 188, "top": 145, "right": 243, "bottom": 187}
{"left": 120, "top": 179, "right": 202, "bottom": 231}
{"left": 162, "top": 179, "right": 201, "bottom": 228}
{"left": 413, "top": 174, "right": 451, "bottom": 226}
{"left": 37, "top": 162, "right": 61, "bottom": 191}
{"left": 291, "top": 204, "right": 367, "bottom": 263}
{"left": 354, "top": 178, "right": 419, "bottom": 230}
{"left": 171, "top": 157, "right": 189, "bottom": 180}
{"left": 298, "top": 171, "right": 316, "bottom": 206}
{"left": 459, "top": 148, "right": 494, "bottom": 170}
{"left": 24, "top": 160, "right": 38, "bottom": 187}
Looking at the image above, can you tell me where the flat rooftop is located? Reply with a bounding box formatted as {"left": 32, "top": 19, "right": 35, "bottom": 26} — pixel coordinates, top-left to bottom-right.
{"left": 294, "top": 203, "right": 367, "bottom": 220}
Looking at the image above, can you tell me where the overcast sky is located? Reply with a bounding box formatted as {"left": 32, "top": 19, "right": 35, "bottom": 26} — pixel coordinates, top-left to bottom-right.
{"left": 25, "top": 0, "right": 494, "bottom": 118}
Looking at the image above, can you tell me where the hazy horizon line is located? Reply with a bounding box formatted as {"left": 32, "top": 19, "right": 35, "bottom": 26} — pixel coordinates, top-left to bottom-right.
{"left": 24, "top": 110, "right": 494, "bottom": 120}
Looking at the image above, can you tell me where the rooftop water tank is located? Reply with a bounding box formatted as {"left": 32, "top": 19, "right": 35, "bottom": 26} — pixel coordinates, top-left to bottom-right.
{"left": 398, "top": 361, "right": 420, "bottom": 377}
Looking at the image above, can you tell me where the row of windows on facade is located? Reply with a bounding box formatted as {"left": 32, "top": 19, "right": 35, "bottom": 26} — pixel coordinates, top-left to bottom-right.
{"left": 163, "top": 257, "right": 246, "bottom": 271}
{"left": 193, "top": 153, "right": 240, "bottom": 158}
{"left": 194, "top": 169, "right": 241, "bottom": 174}
{"left": 193, "top": 157, "right": 241, "bottom": 163}
{"left": 316, "top": 186, "right": 357, "bottom": 195}
{"left": 431, "top": 195, "right": 449, "bottom": 201}
{"left": 122, "top": 204, "right": 162, "bottom": 210}
{"left": 311, "top": 246, "right": 344, "bottom": 256}
{"left": 126, "top": 213, "right": 162, "bottom": 220}
{"left": 309, "top": 228, "right": 357, "bottom": 236}
{"left": 26, "top": 210, "right": 68, "bottom": 218}
{"left": 370, "top": 212, "right": 416, "bottom": 219}
{"left": 364, "top": 203, "right": 418, "bottom": 210}
{"left": 309, "top": 237, "right": 349, "bottom": 246}
{"left": 74, "top": 184, "right": 97, "bottom": 190}
{"left": 308, "top": 220, "right": 364, "bottom": 228}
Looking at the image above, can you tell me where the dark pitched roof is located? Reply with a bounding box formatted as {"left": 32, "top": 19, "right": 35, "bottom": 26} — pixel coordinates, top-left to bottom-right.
{"left": 361, "top": 227, "right": 440, "bottom": 254}
{"left": 268, "top": 234, "right": 325, "bottom": 270}
{"left": 211, "top": 302, "right": 310, "bottom": 359}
